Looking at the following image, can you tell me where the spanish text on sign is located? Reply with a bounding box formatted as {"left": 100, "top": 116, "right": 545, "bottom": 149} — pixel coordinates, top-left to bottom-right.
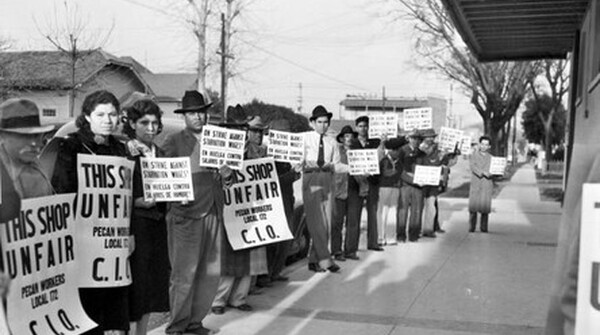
{"left": 489, "top": 157, "right": 507, "bottom": 175}
{"left": 403, "top": 107, "right": 432, "bottom": 131}
{"left": 347, "top": 149, "right": 380, "bottom": 176}
{"left": 200, "top": 125, "right": 246, "bottom": 170}
{"left": 267, "top": 130, "right": 305, "bottom": 164}
{"left": 141, "top": 157, "right": 194, "bottom": 202}
{"left": 413, "top": 165, "right": 442, "bottom": 186}
{"left": 368, "top": 114, "right": 398, "bottom": 139}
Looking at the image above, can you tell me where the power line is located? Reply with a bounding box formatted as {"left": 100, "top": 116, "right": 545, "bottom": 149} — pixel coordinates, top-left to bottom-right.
{"left": 237, "top": 37, "right": 370, "bottom": 92}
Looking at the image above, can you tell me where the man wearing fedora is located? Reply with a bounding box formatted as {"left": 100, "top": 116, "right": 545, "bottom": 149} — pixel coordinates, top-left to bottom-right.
{"left": 0, "top": 98, "right": 55, "bottom": 206}
{"left": 397, "top": 129, "right": 426, "bottom": 242}
{"left": 0, "top": 98, "right": 55, "bottom": 317}
{"left": 330, "top": 125, "right": 359, "bottom": 262}
{"left": 162, "top": 90, "right": 233, "bottom": 335}
{"left": 302, "top": 105, "right": 344, "bottom": 273}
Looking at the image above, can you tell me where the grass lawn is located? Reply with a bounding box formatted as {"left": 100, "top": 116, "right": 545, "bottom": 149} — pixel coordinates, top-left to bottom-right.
{"left": 535, "top": 166, "right": 564, "bottom": 202}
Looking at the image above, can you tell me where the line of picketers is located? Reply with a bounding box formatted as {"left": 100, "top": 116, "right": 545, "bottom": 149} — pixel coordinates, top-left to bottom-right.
{"left": 0, "top": 89, "right": 495, "bottom": 335}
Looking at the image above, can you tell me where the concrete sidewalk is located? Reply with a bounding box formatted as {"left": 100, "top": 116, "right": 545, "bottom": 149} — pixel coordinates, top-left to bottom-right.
{"left": 149, "top": 164, "right": 561, "bottom": 335}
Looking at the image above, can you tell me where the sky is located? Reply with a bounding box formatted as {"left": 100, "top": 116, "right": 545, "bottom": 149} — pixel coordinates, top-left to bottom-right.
{"left": 1, "top": 0, "right": 478, "bottom": 124}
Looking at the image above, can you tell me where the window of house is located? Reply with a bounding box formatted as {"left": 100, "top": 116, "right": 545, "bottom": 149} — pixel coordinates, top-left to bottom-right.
{"left": 42, "top": 108, "right": 56, "bottom": 117}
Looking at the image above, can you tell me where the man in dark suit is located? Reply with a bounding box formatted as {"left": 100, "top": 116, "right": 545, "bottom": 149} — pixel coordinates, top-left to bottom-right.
{"left": 348, "top": 116, "right": 384, "bottom": 252}
{"left": 162, "top": 91, "right": 233, "bottom": 335}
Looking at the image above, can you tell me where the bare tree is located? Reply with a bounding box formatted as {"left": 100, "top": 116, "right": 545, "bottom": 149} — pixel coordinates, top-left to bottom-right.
{"left": 181, "top": 0, "right": 212, "bottom": 92}
{"left": 35, "top": 1, "right": 113, "bottom": 117}
{"left": 527, "top": 59, "right": 570, "bottom": 167}
{"left": 389, "top": 0, "right": 539, "bottom": 155}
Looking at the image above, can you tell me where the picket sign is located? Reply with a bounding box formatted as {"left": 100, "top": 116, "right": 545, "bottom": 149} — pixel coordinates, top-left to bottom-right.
{"left": 575, "top": 184, "right": 600, "bottom": 334}
{"left": 222, "top": 157, "right": 293, "bottom": 250}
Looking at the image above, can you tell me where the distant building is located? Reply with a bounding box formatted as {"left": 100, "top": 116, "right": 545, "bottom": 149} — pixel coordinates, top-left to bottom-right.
{"left": 0, "top": 49, "right": 197, "bottom": 125}
{"left": 339, "top": 95, "right": 448, "bottom": 132}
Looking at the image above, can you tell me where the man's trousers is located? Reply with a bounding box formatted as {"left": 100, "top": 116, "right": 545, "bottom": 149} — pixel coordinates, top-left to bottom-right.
{"left": 303, "top": 171, "right": 333, "bottom": 268}
{"left": 165, "top": 207, "right": 221, "bottom": 334}
{"left": 397, "top": 185, "right": 423, "bottom": 241}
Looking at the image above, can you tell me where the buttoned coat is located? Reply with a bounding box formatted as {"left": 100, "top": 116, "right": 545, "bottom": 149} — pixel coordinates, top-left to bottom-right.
{"left": 468, "top": 150, "right": 493, "bottom": 214}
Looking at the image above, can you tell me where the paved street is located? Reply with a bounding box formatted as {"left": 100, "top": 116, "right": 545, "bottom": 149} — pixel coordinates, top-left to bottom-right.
{"left": 150, "top": 164, "right": 561, "bottom": 335}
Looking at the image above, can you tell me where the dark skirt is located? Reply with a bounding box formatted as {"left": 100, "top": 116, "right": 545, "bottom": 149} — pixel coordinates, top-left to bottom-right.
{"left": 80, "top": 287, "right": 129, "bottom": 334}
{"left": 128, "top": 214, "right": 170, "bottom": 321}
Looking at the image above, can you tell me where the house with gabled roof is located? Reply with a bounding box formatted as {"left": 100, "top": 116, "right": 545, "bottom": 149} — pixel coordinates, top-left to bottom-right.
{"left": 0, "top": 49, "right": 155, "bottom": 125}
{"left": 0, "top": 48, "right": 203, "bottom": 125}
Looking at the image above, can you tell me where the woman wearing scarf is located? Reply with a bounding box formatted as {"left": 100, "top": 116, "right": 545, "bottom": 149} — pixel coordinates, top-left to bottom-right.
{"left": 122, "top": 99, "right": 170, "bottom": 335}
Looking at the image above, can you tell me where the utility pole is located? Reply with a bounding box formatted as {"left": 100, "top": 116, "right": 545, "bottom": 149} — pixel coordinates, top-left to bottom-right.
{"left": 447, "top": 82, "right": 454, "bottom": 127}
{"left": 220, "top": 0, "right": 233, "bottom": 120}
{"left": 297, "top": 82, "right": 303, "bottom": 114}
{"left": 382, "top": 85, "right": 386, "bottom": 113}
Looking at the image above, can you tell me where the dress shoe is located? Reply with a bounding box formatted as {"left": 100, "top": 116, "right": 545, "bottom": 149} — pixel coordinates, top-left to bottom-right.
{"left": 327, "top": 263, "right": 341, "bottom": 273}
{"left": 230, "top": 303, "right": 253, "bottom": 311}
{"left": 186, "top": 326, "right": 218, "bottom": 335}
{"left": 271, "top": 274, "right": 289, "bottom": 282}
{"left": 435, "top": 228, "right": 446, "bottom": 233}
{"left": 211, "top": 306, "right": 225, "bottom": 315}
{"left": 345, "top": 253, "right": 360, "bottom": 260}
{"left": 368, "top": 246, "right": 384, "bottom": 251}
{"left": 255, "top": 279, "right": 273, "bottom": 288}
{"left": 308, "top": 263, "right": 326, "bottom": 272}
{"left": 334, "top": 254, "right": 346, "bottom": 261}
{"left": 422, "top": 232, "right": 436, "bottom": 238}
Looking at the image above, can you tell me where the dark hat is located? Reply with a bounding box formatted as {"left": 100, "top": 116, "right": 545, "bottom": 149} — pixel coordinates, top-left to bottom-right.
{"left": 247, "top": 115, "right": 268, "bottom": 130}
{"left": 384, "top": 137, "right": 407, "bottom": 150}
{"left": 407, "top": 128, "right": 423, "bottom": 138}
{"left": 225, "top": 104, "right": 252, "bottom": 125}
{"left": 0, "top": 98, "right": 55, "bottom": 134}
{"left": 309, "top": 105, "right": 333, "bottom": 121}
{"left": 420, "top": 128, "right": 437, "bottom": 138}
{"left": 269, "top": 118, "right": 291, "bottom": 132}
{"left": 174, "top": 90, "right": 213, "bottom": 114}
{"left": 355, "top": 115, "right": 369, "bottom": 125}
{"left": 336, "top": 125, "right": 358, "bottom": 143}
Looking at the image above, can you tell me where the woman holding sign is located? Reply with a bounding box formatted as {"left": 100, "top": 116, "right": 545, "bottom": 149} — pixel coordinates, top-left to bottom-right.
{"left": 51, "top": 90, "right": 131, "bottom": 335}
{"left": 123, "top": 99, "right": 170, "bottom": 335}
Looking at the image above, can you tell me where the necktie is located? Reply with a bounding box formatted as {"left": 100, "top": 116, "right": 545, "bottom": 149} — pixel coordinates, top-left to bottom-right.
{"left": 317, "top": 135, "right": 325, "bottom": 167}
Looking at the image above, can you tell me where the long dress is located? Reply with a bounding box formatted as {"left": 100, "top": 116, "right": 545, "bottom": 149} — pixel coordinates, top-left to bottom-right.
{"left": 126, "top": 140, "right": 170, "bottom": 321}
{"left": 51, "top": 127, "right": 130, "bottom": 334}
{"left": 468, "top": 150, "right": 493, "bottom": 214}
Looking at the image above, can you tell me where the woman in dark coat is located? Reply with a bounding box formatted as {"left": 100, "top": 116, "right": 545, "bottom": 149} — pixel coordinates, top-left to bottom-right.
{"left": 122, "top": 99, "right": 170, "bottom": 335}
{"left": 51, "top": 90, "right": 130, "bottom": 335}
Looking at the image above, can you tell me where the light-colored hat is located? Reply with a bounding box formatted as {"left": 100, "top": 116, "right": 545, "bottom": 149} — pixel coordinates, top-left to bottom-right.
{"left": 0, "top": 98, "right": 55, "bottom": 134}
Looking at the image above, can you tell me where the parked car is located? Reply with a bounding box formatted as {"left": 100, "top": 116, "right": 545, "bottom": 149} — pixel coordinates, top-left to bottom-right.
{"left": 40, "top": 118, "right": 311, "bottom": 264}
